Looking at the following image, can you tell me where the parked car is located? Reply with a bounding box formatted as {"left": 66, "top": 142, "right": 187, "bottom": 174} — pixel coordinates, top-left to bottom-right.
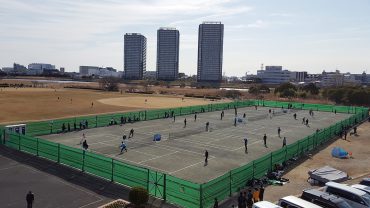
{"left": 301, "top": 188, "right": 352, "bottom": 208}
{"left": 253, "top": 201, "right": 282, "bottom": 208}
{"left": 324, "top": 182, "right": 370, "bottom": 208}
{"left": 277, "top": 195, "right": 322, "bottom": 208}
{"left": 352, "top": 184, "right": 370, "bottom": 195}
{"left": 360, "top": 178, "right": 370, "bottom": 187}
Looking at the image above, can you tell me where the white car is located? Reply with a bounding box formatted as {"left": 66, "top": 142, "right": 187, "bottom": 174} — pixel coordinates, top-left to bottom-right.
{"left": 252, "top": 201, "right": 282, "bottom": 208}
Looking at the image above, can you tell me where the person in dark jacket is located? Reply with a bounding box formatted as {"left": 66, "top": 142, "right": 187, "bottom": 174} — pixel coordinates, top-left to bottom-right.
{"left": 213, "top": 198, "right": 218, "bottom": 208}
{"left": 238, "top": 192, "right": 243, "bottom": 208}
{"left": 259, "top": 185, "right": 265, "bottom": 201}
{"left": 26, "top": 191, "right": 34, "bottom": 208}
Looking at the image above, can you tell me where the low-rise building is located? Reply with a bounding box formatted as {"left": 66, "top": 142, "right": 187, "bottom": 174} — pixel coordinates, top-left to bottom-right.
{"left": 257, "top": 66, "right": 291, "bottom": 84}
{"left": 290, "top": 71, "right": 307, "bottom": 82}
{"left": 79, "top": 66, "right": 122, "bottom": 78}
{"left": 143, "top": 71, "right": 157, "bottom": 80}
{"left": 28, "top": 63, "right": 56, "bottom": 75}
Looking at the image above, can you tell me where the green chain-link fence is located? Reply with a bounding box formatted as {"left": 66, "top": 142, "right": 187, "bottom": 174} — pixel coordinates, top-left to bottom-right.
{"left": 1, "top": 100, "right": 368, "bottom": 208}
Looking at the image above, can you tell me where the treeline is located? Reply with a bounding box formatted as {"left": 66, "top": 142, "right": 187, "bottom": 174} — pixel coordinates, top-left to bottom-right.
{"left": 323, "top": 86, "right": 370, "bottom": 106}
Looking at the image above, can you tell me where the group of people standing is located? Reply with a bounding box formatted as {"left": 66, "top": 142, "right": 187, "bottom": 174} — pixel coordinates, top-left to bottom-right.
{"left": 237, "top": 186, "right": 265, "bottom": 208}
{"left": 61, "top": 120, "right": 88, "bottom": 133}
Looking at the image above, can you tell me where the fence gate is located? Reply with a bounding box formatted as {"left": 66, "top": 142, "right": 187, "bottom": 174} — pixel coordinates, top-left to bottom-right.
{"left": 148, "top": 170, "right": 165, "bottom": 199}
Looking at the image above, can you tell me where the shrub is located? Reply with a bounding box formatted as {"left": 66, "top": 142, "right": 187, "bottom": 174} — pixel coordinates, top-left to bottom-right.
{"left": 129, "top": 187, "right": 149, "bottom": 207}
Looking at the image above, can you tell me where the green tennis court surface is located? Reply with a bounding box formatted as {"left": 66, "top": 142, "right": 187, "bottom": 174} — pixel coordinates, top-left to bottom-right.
{"left": 40, "top": 106, "right": 351, "bottom": 183}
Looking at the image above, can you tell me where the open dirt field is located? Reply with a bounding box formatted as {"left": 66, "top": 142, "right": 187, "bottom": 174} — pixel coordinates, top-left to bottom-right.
{"left": 0, "top": 87, "right": 219, "bottom": 124}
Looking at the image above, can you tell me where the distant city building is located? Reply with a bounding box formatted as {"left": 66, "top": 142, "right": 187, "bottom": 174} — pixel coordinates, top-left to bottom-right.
{"left": 290, "top": 71, "right": 308, "bottom": 82}
{"left": 143, "top": 71, "right": 157, "bottom": 80}
{"left": 8, "top": 63, "right": 28, "bottom": 74}
{"left": 157, "top": 28, "right": 179, "bottom": 81}
{"left": 60, "top": 67, "right": 65, "bottom": 73}
{"left": 1, "top": 67, "right": 14, "bottom": 73}
{"left": 124, "top": 33, "right": 147, "bottom": 80}
{"left": 197, "top": 22, "right": 224, "bottom": 82}
{"left": 321, "top": 70, "right": 344, "bottom": 87}
{"left": 28, "top": 63, "right": 56, "bottom": 75}
{"left": 257, "top": 66, "right": 291, "bottom": 84}
{"left": 79, "top": 66, "right": 122, "bottom": 78}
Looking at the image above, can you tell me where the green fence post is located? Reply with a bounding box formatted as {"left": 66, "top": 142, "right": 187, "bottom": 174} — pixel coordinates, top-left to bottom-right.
{"left": 229, "top": 171, "right": 232, "bottom": 196}
{"left": 163, "top": 174, "right": 167, "bottom": 201}
{"left": 270, "top": 152, "right": 273, "bottom": 171}
{"left": 36, "top": 138, "right": 39, "bottom": 156}
{"left": 284, "top": 146, "right": 287, "bottom": 162}
{"left": 111, "top": 158, "right": 114, "bottom": 182}
{"left": 57, "top": 143, "right": 60, "bottom": 163}
{"left": 1, "top": 129, "right": 4, "bottom": 145}
{"left": 200, "top": 184, "right": 203, "bottom": 208}
{"left": 147, "top": 169, "right": 150, "bottom": 191}
{"left": 82, "top": 150, "right": 85, "bottom": 172}
{"left": 96, "top": 116, "right": 98, "bottom": 127}
{"left": 18, "top": 133, "right": 21, "bottom": 150}
{"left": 252, "top": 161, "right": 255, "bottom": 179}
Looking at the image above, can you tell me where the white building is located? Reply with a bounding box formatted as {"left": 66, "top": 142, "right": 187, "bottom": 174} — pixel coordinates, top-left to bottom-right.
{"left": 79, "top": 66, "right": 122, "bottom": 78}
{"left": 28, "top": 63, "right": 56, "bottom": 75}
{"left": 321, "top": 70, "right": 344, "bottom": 87}
{"left": 257, "top": 66, "right": 291, "bottom": 84}
{"left": 290, "top": 71, "right": 307, "bottom": 82}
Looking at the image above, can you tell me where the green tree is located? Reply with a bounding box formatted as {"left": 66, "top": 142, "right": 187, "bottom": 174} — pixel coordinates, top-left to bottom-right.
{"left": 129, "top": 187, "right": 149, "bottom": 208}
{"left": 302, "top": 83, "right": 319, "bottom": 95}
{"left": 248, "top": 86, "right": 259, "bottom": 95}
{"left": 280, "top": 88, "right": 296, "bottom": 98}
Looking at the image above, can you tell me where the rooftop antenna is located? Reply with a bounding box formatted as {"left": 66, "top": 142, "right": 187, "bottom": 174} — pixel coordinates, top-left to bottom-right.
{"left": 261, "top": 63, "right": 264, "bottom": 71}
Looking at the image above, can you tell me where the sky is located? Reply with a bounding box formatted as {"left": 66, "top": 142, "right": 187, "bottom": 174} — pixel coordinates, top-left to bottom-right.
{"left": 0, "top": 0, "right": 370, "bottom": 76}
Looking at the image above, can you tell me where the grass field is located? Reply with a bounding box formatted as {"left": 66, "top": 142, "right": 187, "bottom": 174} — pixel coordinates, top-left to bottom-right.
{"left": 40, "top": 106, "right": 351, "bottom": 183}
{"left": 0, "top": 87, "right": 220, "bottom": 124}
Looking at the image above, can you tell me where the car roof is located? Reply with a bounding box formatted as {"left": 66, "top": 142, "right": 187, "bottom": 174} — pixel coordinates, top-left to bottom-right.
{"left": 352, "top": 184, "right": 370, "bottom": 193}
{"left": 303, "top": 189, "right": 345, "bottom": 202}
{"left": 280, "top": 196, "right": 323, "bottom": 208}
{"left": 253, "top": 201, "right": 282, "bottom": 208}
{"left": 326, "top": 182, "right": 368, "bottom": 196}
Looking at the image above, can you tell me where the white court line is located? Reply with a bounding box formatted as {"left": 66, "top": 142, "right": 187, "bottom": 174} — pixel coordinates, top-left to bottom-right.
{"left": 127, "top": 139, "right": 205, "bottom": 156}
{"left": 231, "top": 140, "right": 263, "bottom": 151}
{"left": 139, "top": 151, "right": 179, "bottom": 164}
{"left": 169, "top": 157, "right": 215, "bottom": 174}
{"left": 106, "top": 153, "right": 169, "bottom": 173}
{"left": 86, "top": 138, "right": 119, "bottom": 146}
{"left": 173, "top": 137, "right": 236, "bottom": 151}
{"left": 97, "top": 141, "right": 156, "bottom": 157}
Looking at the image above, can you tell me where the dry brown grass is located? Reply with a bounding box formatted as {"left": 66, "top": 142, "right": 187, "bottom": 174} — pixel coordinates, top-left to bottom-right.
{"left": 0, "top": 87, "right": 219, "bottom": 124}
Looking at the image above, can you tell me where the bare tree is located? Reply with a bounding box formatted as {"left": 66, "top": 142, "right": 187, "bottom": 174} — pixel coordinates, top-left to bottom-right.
{"left": 99, "top": 77, "right": 120, "bottom": 91}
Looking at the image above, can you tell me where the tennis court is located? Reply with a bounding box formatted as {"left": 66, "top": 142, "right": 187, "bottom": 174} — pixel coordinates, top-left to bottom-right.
{"left": 40, "top": 106, "right": 351, "bottom": 183}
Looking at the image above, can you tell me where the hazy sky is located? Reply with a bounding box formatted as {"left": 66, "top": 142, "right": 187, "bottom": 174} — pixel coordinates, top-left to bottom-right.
{"left": 1, "top": 0, "right": 370, "bottom": 76}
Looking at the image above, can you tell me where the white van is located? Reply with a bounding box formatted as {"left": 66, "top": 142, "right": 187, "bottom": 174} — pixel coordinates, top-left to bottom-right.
{"left": 352, "top": 184, "right": 370, "bottom": 195}
{"left": 252, "top": 201, "right": 282, "bottom": 208}
{"left": 277, "top": 195, "right": 323, "bottom": 208}
{"left": 324, "top": 182, "right": 370, "bottom": 208}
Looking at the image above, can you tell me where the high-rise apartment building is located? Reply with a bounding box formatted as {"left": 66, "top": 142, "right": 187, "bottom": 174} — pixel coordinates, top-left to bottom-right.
{"left": 197, "top": 22, "right": 224, "bottom": 82}
{"left": 124, "top": 33, "right": 146, "bottom": 80}
{"left": 157, "top": 28, "right": 179, "bottom": 81}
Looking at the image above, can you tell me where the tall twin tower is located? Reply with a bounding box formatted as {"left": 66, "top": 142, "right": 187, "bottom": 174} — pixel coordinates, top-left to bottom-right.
{"left": 124, "top": 22, "right": 224, "bottom": 82}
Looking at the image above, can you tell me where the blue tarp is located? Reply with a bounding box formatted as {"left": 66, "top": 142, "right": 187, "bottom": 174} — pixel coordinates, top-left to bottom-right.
{"left": 331, "top": 147, "right": 348, "bottom": 158}
{"left": 153, "top": 134, "right": 161, "bottom": 141}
